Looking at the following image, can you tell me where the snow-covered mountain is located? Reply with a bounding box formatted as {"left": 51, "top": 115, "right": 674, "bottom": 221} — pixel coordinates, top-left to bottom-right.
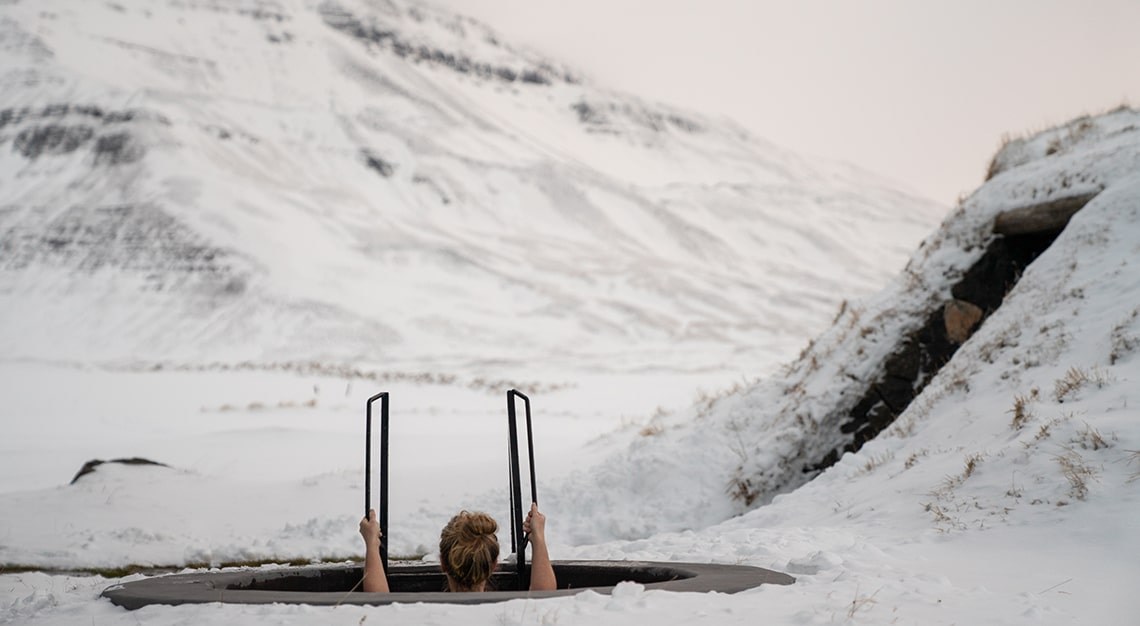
{"left": 0, "top": 0, "right": 940, "bottom": 378}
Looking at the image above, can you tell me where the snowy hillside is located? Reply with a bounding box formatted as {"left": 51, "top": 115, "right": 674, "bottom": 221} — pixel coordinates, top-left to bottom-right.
{"left": 0, "top": 0, "right": 940, "bottom": 379}
{"left": 542, "top": 106, "right": 1140, "bottom": 539}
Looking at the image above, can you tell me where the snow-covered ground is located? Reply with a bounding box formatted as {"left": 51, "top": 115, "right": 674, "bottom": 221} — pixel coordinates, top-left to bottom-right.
{"left": 3, "top": 0, "right": 1140, "bottom": 624}
{"left": 6, "top": 109, "right": 1139, "bottom": 624}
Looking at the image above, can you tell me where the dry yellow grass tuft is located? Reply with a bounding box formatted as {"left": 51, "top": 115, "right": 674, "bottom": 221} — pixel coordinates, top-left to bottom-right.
{"left": 1055, "top": 450, "right": 1096, "bottom": 500}
{"left": 639, "top": 424, "right": 664, "bottom": 437}
{"left": 1072, "top": 423, "right": 1112, "bottom": 450}
{"left": 1008, "top": 392, "right": 1036, "bottom": 430}
{"left": 1126, "top": 450, "right": 1140, "bottom": 483}
{"left": 1053, "top": 366, "right": 1109, "bottom": 403}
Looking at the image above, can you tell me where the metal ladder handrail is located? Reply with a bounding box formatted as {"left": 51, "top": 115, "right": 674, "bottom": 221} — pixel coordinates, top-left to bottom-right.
{"left": 365, "top": 391, "right": 389, "bottom": 573}
{"left": 506, "top": 388, "right": 537, "bottom": 590}
{"left": 365, "top": 389, "right": 537, "bottom": 587}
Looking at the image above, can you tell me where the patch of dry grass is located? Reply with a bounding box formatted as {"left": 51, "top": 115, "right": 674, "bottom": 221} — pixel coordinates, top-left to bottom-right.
{"left": 1125, "top": 450, "right": 1140, "bottom": 484}
{"left": 1109, "top": 307, "right": 1139, "bottom": 365}
{"left": 1008, "top": 390, "right": 1038, "bottom": 430}
{"left": 985, "top": 103, "right": 1132, "bottom": 179}
{"left": 861, "top": 451, "right": 894, "bottom": 474}
{"left": 846, "top": 586, "right": 880, "bottom": 619}
{"left": 932, "top": 452, "right": 987, "bottom": 497}
{"left": 986, "top": 132, "right": 1022, "bottom": 181}
{"left": 1071, "top": 423, "right": 1113, "bottom": 450}
{"left": 1055, "top": 450, "right": 1097, "bottom": 500}
{"left": 904, "top": 449, "right": 928, "bottom": 470}
{"left": 639, "top": 423, "right": 664, "bottom": 437}
{"left": 1052, "top": 366, "right": 1110, "bottom": 403}
{"left": 692, "top": 378, "right": 754, "bottom": 419}
{"left": 726, "top": 475, "right": 759, "bottom": 507}
{"left": 962, "top": 453, "right": 983, "bottom": 479}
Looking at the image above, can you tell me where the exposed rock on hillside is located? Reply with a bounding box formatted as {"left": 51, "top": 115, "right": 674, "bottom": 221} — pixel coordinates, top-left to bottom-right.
{"left": 70, "top": 458, "right": 170, "bottom": 485}
{"left": 319, "top": 1, "right": 574, "bottom": 86}
{"left": 728, "top": 109, "right": 1135, "bottom": 506}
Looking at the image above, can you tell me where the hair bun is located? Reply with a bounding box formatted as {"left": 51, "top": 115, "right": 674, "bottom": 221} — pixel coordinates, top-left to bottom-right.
{"left": 440, "top": 510, "right": 501, "bottom": 590}
{"left": 460, "top": 511, "right": 498, "bottom": 537}
{"left": 453, "top": 510, "right": 499, "bottom": 540}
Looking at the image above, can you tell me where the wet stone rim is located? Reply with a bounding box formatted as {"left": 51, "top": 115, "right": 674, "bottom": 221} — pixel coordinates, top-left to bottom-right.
{"left": 102, "top": 560, "right": 795, "bottom": 609}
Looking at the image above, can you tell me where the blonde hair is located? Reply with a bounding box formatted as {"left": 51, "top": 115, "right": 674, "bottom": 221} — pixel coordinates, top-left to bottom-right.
{"left": 439, "top": 511, "right": 499, "bottom": 590}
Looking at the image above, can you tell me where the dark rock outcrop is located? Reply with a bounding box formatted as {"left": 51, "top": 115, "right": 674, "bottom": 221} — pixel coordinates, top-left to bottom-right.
{"left": 0, "top": 203, "right": 245, "bottom": 294}
{"left": 13, "top": 124, "right": 94, "bottom": 159}
{"left": 70, "top": 457, "right": 170, "bottom": 484}
{"left": 319, "top": 3, "right": 571, "bottom": 87}
{"left": 93, "top": 131, "right": 145, "bottom": 165}
{"left": 806, "top": 190, "right": 1100, "bottom": 474}
{"left": 361, "top": 150, "right": 395, "bottom": 177}
{"left": 993, "top": 192, "right": 1100, "bottom": 236}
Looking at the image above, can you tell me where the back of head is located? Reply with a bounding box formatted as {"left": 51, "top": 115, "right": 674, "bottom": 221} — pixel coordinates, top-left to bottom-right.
{"left": 439, "top": 511, "right": 499, "bottom": 591}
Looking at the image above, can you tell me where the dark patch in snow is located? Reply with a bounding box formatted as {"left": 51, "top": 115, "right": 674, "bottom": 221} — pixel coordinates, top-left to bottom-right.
{"left": 572, "top": 101, "right": 605, "bottom": 126}
{"left": 13, "top": 124, "right": 94, "bottom": 158}
{"left": 412, "top": 174, "right": 450, "bottom": 205}
{"left": 266, "top": 31, "right": 294, "bottom": 44}
{"left": 319, "top": 3, "right": 571, "bottom": 86}
{"left": 237, "top": 8, "right": 289, "bottom": 23}
{"left": 519, "top": 69, "right": 548, "bottom": 84}
{"left": 93, "top": 131, "right": 145, "bottom": 165}
{"left": 361, "top": 149, "right": 395, "bottom": 177}
{"left": 571, "top": 99, "right": 703, "bottom": 136}
{"left": 70, "top": 457, "right": 169, "bottom": 484}
{"left": 0, "top": 203, "right": 246, "bottom": 293}
{"left": 157, "top": 1, "right": 290, "bottom": 23}
{"left": 3, "top": 105, "right": 167, "bottom": 164}
{"left": 0, "top": 104, "right": 168, "bottom": 128}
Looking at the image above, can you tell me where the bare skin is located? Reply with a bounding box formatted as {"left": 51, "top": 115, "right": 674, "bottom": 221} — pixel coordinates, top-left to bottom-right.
{"left": 444, "top": 570, "right": 485, "bottom": 592}
{"left": 358, "top": 504, "right": 557, "bottom": 593}
{"left": 524, "top": 502, "right": 557, "bottom": 592}
{"left": 444, "top": 567, "right": 488, "bottom": 592}
{"left": 359, "top": 509, "right": 389, "bottom": 593}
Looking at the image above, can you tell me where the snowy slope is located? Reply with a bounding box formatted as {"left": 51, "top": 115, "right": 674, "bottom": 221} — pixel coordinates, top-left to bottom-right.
{"left": 0, "top": 0, "right": 940, "bottom": 379}
{"left": 542, "top": 107, "right": 1140, "bottom": 540}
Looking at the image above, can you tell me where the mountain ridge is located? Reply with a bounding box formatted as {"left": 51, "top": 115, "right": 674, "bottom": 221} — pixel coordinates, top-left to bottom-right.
{"left": 0, "top": 0, "right": 942, "bottom": 376}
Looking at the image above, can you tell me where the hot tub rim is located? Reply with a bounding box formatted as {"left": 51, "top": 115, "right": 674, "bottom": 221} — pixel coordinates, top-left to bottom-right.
{"left": 102, "top": 560, "right": 795, "bottom": 609}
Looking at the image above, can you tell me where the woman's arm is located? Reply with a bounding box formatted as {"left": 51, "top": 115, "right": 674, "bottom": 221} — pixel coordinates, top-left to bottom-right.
{"left": 359, "top": 509, "right": 390, "bottom": 592}
{"left": 524, "top": 502, "right": 557, "bottom": 592}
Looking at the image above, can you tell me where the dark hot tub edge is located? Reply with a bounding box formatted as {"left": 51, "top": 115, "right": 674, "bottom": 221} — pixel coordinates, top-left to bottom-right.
{"left": 102, "top": 560, "right": 795, "bottom": 609}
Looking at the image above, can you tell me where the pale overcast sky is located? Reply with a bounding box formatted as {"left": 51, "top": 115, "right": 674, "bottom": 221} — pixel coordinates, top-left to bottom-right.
{"left": 433, "top": 0, "right": 1140, "bottom": 205}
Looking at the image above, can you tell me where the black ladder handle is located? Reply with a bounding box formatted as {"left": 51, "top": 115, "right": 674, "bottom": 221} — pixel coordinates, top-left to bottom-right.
{"left": 365, "top": 391, "right": 389, "bottom": 573}
{"left": 506, "top": 389, "right": 537, "bottom": 589}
